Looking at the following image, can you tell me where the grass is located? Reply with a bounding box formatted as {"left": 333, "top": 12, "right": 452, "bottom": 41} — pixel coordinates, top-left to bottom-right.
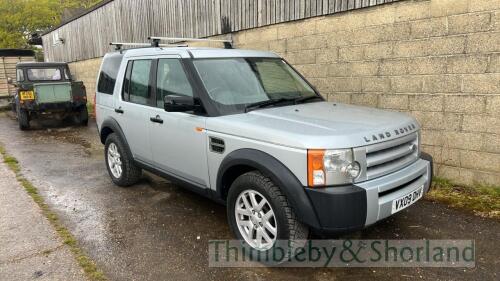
{"left": 427, "top": 177, "right": 500, "bottom": 219}
{"left": 86, "top": 102, "right": 94, "bottom": 117}
{"left": 0, "top": 143, "right": 107, "bottom": 281}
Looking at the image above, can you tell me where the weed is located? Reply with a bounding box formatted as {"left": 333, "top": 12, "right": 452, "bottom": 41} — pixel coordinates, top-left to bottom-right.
{"left": 0, "top": 143, "right": 107, "bottom": 281}
{"left": 427, "top": 177, "right": 500, "bottom": 219}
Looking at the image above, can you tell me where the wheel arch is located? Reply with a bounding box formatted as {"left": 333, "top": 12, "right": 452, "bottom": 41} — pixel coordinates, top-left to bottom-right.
{"left": 216, "top": 149, "right": 320, "bottom": 228}
{"left": 100, "top": 118, "right": 132, "bottom": 157}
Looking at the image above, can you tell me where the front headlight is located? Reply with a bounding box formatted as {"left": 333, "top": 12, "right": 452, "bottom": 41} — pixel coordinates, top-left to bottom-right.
{"left": 307, "top": 149, "right": 361, "bottom": 187}
{"left": 417, "top": 131, "right": 422, "bottom": 157}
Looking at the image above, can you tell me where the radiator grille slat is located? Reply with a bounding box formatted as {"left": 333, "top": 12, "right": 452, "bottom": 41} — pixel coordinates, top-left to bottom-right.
{"left": 367, "top": 142, "right": 414, "bottom": 167}
{"left": 365, "top": 132, "right": 419, "bottom": 180}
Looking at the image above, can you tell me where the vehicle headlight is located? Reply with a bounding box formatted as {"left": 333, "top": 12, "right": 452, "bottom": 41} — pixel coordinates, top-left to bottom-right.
{"left": 416, "top": 131, "right": 421, "bottom": 157}
{"left": 308, "top": 149, "right": 361, "bottom": 187}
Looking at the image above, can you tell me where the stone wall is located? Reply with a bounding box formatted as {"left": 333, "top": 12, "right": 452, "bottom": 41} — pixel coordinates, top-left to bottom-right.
{"left": 69, "top": 0, "right": 499, "bottom": 186}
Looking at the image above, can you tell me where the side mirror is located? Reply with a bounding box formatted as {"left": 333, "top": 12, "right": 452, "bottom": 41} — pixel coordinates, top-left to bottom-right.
{"left": 164, "top": 95, "right": 199, "bottom": 112}
{"left": 7, "top": 77, "right": 14, "bottom": 85}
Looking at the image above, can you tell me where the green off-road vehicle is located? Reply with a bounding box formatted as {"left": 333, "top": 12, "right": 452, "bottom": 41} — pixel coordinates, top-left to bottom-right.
{"left": 9, "top": 62, "right": 88, "bottom": 130}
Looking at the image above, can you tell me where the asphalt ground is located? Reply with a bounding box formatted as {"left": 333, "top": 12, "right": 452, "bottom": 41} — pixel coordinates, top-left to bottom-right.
{"left": 0, "top": 151, "right": 87, "bottom": 281}
{"left": 0, "top": 114, "right": 498, "bottom": 281}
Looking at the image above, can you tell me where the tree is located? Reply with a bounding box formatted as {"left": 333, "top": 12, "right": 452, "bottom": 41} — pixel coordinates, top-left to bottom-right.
{"left": 0, "top": 0, "right": 103, "bottom": 48}
{"left": 62, "top": 0, "right": 103, "bottom": 9}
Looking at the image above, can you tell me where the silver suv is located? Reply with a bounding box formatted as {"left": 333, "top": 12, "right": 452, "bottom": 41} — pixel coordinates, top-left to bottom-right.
{"left": 96, "top": 44, "right": 433, "bottom": 256}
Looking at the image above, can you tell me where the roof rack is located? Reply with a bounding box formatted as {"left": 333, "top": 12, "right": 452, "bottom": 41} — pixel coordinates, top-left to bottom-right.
{"left": 109, "top": 42, "right": 187, "bottom": 51}
{"left": 148, "top": 36, "right": 233, "bottom": 49}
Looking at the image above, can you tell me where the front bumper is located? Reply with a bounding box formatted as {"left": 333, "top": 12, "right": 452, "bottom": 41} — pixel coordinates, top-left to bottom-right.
{"left": 305, "top": 156, "right": 433, "bottom": 233}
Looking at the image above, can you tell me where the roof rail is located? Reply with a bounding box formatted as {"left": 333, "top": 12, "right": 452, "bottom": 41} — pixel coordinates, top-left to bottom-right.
{"left": 148, "top": 36, "right": 233, "bottom": 49}
{"left": 109, "top": 42, "right": 188, "bottom": 51}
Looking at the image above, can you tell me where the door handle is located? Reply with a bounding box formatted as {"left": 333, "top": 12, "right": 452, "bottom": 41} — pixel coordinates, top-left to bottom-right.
{"left": 115, "top": 108, "right": 124, "bottom": 114}
{"left": 150, "top": 115, "right": 163, "bottom": 124}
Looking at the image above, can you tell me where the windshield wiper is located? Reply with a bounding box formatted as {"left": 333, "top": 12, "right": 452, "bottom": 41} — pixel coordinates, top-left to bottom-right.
{"left": 293, "top": 95, "right": 324, "bottom": 104}
{"left": 244, "top": 98, "right": 294, "bottom": 112}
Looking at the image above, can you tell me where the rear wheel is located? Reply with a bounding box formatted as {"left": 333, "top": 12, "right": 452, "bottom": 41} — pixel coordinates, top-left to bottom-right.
{"left": 104, "top": 133, "right": 141, "bottom": 187}
{"left": 75, "top": 106, "right": 88, "bottom": 126}
{"left": 17, "top": 107, "right": 30, "bottom": 130}
{"left": 227, "top": 171, "right": 309, "bottom": 263}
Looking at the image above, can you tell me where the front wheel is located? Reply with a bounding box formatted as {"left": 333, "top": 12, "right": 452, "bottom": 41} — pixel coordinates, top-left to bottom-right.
{"left": 104, "top": 133, "right": 142, "bottom": 187}
{"left": 227, "top": 171, "right": 309, "bottom": 263}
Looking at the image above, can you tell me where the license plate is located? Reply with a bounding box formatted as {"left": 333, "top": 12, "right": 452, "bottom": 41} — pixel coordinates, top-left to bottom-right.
{"left": 20, "top": 91, "right": 35, "bottom": 100}
{"left": 391, "top": 186, "right": 424, "bottom": 214}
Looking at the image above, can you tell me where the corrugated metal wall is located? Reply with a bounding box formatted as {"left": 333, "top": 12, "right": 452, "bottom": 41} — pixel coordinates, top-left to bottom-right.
{"left": 42, "top": 0, "right": 401, "bottom": 62}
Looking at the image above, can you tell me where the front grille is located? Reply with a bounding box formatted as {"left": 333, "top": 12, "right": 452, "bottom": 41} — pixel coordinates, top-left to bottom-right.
{"left": 365, "top": 132, "right": 419, "bottom": 180}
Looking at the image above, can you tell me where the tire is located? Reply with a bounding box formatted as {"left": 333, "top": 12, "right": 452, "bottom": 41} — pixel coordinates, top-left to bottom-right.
{"left": 227, "top": 171, "right": 309, "bottom": 264}
{"left": 75, "top": 106, "right": 89, "bottom": 126}
{"left": 17, "top": 107, "right": 30, "bottom": 130}
{"left": 104, "top": 133, "right": 142, "bottom": 187}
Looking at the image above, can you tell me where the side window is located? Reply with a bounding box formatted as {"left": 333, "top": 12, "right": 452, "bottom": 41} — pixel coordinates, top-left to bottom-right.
{"left": 122, "top": 61, "right": 132, "bottom": 101}
{"left": 98, "top": 54, "right": 123, "bottom": 95}
{"left": 64, "top": 68, "right": 71, "bottom": 80}
{"left": 16, "top": 69, "right": 24, "bottom": 82}
{"left": 123, "top": 60, "right": 152, "bottom": 106}
{"left": 156, "top": 59, "right": 193, "bottom": 108}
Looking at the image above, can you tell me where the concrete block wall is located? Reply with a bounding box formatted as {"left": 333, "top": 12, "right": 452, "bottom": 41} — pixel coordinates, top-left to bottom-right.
{"left": 68, "top": 58, "right": 102, "bottom": 105}
{"left": 228, "top": 0, "right": 500, "bottom": 186}
{"left": 68, "top": 0, "right": 499, "bottom": 186}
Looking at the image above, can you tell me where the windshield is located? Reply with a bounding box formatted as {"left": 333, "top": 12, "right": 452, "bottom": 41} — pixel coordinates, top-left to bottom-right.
{"left": 193, "top": 58, "right": 318, "bottom": 114}
{"left": 27, "top": 68, "right": 62, "bottom": 81}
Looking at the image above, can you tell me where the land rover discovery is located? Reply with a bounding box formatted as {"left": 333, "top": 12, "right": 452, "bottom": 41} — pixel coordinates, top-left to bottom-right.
{"left": 95, "top": 44, "right": 433, "bottom": 257}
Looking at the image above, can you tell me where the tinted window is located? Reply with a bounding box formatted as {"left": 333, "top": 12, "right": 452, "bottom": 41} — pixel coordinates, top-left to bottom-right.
{"left": 127, "top": 60, "right": 152, "bottom": 105}
{"left": 98, "top": 53, "right": 123, "bottom": 95}
{"left": 156, "top": 59, "right": 193, "bottom": 108}
{"left": 27, "top": 68, "right": 61, "bottom": 81}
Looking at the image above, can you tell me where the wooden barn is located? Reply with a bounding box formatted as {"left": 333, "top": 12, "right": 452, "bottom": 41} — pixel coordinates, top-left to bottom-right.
{"left": 41, "top": 0, "right": 401, "bottom": 62}
{"left": 0, "top": 49, "right": 35, "bottom": 109}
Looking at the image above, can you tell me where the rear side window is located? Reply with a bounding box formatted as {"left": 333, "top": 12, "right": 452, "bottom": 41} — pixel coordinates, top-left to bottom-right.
{"left": 16, "top": 69, "right": 24, "bottom": 82}
{"left": 64, "top": 68, "right": 71, "bottom": 80}
{"left": 122, "top": 60, "right": 153, "bottom": 106}
{"left": 98, "top": 53, "right": 123, "bottom": 95}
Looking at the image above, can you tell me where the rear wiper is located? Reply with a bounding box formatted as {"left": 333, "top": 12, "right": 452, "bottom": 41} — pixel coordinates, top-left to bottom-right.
{"left": 244, "top": 98, "right": 294, "bottom": 112}
{"left": 293, "top": 95, "right": 324, "bottom": 104}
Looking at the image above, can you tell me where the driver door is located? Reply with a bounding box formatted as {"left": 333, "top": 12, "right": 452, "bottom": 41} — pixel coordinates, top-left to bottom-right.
{"left": 148, "top": 57, "right": 210, "bottom": 188}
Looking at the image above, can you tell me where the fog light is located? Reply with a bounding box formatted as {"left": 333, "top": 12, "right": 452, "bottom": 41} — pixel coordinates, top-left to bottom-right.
{"left": 312, "top": 170, "right": 325, "bottom": 186}
{"left": 343, "top": 162, "right": 361, "bottom": 179}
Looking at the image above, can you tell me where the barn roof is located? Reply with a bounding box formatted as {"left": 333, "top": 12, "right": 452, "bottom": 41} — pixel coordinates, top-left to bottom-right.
{"left": 41, "top": 0, "right": 114, "bottom": 36}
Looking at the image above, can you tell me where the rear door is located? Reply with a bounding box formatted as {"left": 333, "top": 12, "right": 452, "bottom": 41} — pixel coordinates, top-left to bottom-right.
{"left": 148, "top": 57, "right": 209, "bottom": 187}
{"left": 114, "top": 58, "right": 155, "bottom": 163}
